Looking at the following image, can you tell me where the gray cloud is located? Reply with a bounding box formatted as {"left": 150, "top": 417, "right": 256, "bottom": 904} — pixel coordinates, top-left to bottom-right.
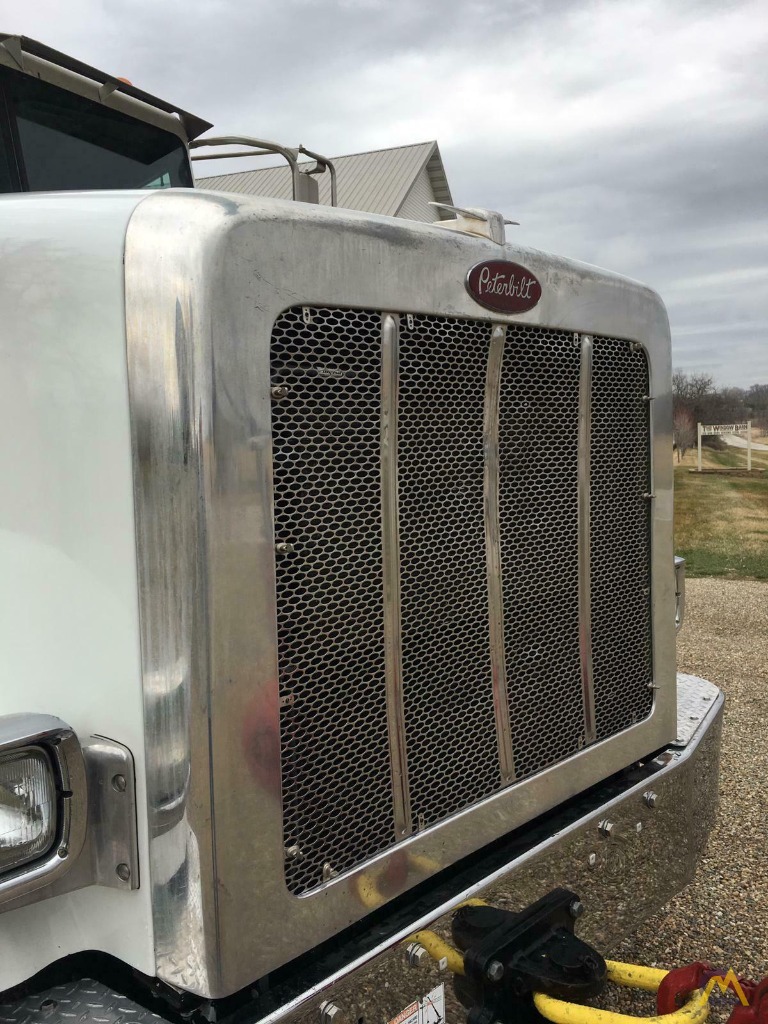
{"left": 18, "top": 0, "right": 767, "bottom": 385}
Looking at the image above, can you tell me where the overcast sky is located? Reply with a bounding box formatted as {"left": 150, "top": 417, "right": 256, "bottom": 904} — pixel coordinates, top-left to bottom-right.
{"left": 16, "top": 0, "right": 767, "bottom": 387}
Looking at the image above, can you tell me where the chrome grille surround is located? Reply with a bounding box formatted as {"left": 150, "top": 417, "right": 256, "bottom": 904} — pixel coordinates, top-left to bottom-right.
{"left": 271, "top": 307, "right": 654, "bottom": 895}
{"left": 125, "top": 191, "right": 676, "bottom": 997}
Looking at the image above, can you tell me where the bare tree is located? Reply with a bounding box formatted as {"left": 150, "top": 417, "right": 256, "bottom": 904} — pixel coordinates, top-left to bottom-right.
{"left": 673, "top": 406, "right": 696, "bottom": 462}
{"left": 672, "top": 370, "right": 717, "bottom": 427}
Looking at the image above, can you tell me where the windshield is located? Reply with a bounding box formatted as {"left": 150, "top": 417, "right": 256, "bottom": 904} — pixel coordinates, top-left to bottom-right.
{"left": 0, "top": 65, "right": 193, "bottom": 192}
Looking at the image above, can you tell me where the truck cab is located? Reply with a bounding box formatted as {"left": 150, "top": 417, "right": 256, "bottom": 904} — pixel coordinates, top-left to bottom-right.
{"left": 0, "top": 32, "right": 721, "bottom": 1024}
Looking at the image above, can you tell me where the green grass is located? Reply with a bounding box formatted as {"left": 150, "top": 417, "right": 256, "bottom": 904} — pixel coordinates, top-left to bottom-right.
{"left": 674, "top": 461, "right": 768, "bottom": 579}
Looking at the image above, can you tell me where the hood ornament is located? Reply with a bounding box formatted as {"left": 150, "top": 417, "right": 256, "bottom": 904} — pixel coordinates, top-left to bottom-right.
{"left": 430, "top": 203, "right": 519, "bottom": 245}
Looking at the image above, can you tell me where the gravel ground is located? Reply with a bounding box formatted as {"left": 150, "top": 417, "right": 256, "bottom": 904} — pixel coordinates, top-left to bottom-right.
{"left": 602, "top": 577, "right": 768, "bottom": 1020}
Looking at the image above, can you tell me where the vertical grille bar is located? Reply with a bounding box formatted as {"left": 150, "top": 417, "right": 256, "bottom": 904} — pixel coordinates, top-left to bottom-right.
{"left": 578, "top": 333, "right": 597, "bottom": 745}
{"left": 380, "top": 313, "right": 412, "bottom": 839}
{"left": 484, "top": 324, "right": 515, "bottom": 783}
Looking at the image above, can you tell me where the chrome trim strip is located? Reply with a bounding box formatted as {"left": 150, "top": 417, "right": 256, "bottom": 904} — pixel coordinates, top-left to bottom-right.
{"left": 484, "top": 324, "right": 515, "bottom": 783}
{"left": 381, "top": 313, "right": 412, "bottom": 838}
{"left": 578, "top": 334, "right": 596, "bottom": 746}
{"left": 674, "top": 555, "right": 686, "bottom": 632}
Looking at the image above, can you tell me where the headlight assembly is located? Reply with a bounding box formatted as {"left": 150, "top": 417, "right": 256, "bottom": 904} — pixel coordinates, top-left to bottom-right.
{"left": 0, "top": 714, "right": 86, "bottom": 905}
{"left": 0, "top": 747, "right": 57, "bottom": 873}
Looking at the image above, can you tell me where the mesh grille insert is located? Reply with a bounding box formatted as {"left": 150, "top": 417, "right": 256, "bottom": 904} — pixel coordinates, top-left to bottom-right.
{"left": 591, "top": 337, "right": 653, "bottom": 738}
{"left": 398, "top": 316, "right": 499, "bottom": 828}
{"left": 498, "top": 327, "right": 584, "bottom": 778}
{"left": 271, "top": 307, "right": 394, "bottom": 895}
{"left": 270, "top": 308, "right": 654, "bottom": 894}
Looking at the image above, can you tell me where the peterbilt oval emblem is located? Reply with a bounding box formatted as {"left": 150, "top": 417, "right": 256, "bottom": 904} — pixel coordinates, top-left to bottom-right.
{"left": 465, "top": 260, "right": 542, "bottom": 314}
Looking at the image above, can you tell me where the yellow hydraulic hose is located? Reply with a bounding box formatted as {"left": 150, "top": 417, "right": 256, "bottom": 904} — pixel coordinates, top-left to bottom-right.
{"left": 605, "top": 960, "right": 670, "bottom": 993}
{"left": 533, "top": 989, "right": 709, "bottom": 1024}
{"left": 409, "top": 930, "right": 466, "bottom": 975}
{"left": 533, "top": 959, "right": 709, "bottom": 1024}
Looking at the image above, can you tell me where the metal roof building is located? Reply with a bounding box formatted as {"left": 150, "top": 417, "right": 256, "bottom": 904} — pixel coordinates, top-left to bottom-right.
{"left": 197, "top": 140, "right": 453, "bottom": 223}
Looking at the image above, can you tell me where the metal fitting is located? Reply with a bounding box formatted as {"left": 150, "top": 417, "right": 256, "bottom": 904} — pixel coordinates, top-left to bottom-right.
{"left": 588, "top": 852, "right": 597, "bottom": 868}
{"left": 406, "top": 942, "right": 429, "bottom": 968}
{"left": 598, "top": 819, "right": 615, "bottom": 838}
{"left": 275, "top": 541, "right": 295, "bottom": 554}
{"left": 486, "top": 960, "right": 505, "bottom": 982}
{"left": 569, "top": 899, "right": 585, "bottom": 920}
{"left": 271, "top": 385, "right": 289, "bottom": 400}
{"left": 115, "top": 863, "right": 131, "bottom": 882}
{"left": 644, "top": 790, "right": 659, "bottom": 809}
{"left": 320, "top": 1003, "right": 341, "bottom": 1024}
{"left": 111, "top": 774, "right": 126, "bottom": 793}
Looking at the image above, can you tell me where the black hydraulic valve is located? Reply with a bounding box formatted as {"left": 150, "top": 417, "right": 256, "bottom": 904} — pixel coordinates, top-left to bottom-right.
{"left": 452, "top": 888, "right": 607, "bottom": 1024}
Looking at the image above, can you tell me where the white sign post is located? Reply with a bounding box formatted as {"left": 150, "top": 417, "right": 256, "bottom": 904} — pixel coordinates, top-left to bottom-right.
{"left": 697, "top": 422, "right": 702, "bottom": 472}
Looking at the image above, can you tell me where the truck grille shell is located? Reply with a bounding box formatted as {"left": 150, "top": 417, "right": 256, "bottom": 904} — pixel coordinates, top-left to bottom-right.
{"left": 270, "top": 307, "right": 652, "bottom": 896}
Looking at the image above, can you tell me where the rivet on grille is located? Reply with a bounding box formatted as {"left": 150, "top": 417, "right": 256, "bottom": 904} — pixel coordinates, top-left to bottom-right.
{"left": 271, "top": 385, "right": 290, "bottom": 400}
{"left": 275, "top": 541, "right": 295, "bottom": 554}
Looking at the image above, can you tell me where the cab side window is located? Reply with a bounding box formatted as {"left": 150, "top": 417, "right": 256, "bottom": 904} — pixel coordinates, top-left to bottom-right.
{"left": 0, "top": 64, "right": 192, "bottom": 192}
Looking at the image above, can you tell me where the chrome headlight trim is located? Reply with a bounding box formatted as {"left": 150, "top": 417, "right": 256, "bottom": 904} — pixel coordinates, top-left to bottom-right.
{"left": 0, "top": 714, "right": 87, "bottom": 906}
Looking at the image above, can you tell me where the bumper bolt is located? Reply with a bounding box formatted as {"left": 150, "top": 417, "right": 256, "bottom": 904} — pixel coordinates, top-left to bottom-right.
{"left": 116, "top": 863, "right": 131, "bottom": 882}
{"left": 486, "top": 960, "right": 505, "bottom": 982}
{"left": 406, "top": 942, "right": 429, "bottom": 967}
{"left": 569, "top": 899, "right": 585, "bottom": 919}
{"left": 320, "top": 1003, "right": 341, "bottom": 1024}
{"left": 644, "top": 790, "right": 659, "bottom": 809}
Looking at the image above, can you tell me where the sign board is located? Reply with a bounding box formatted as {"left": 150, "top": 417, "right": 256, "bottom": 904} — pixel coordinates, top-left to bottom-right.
{"left": 700, "top": 423, "right": 748, "bottom": 435}
{"left": 697, "top": 420, "right": 753, "bottom": 472}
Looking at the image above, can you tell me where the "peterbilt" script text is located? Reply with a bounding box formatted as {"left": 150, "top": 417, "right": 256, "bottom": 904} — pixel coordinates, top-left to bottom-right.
{"left": 477, "top": 266, "right": 537, "bottom": 299}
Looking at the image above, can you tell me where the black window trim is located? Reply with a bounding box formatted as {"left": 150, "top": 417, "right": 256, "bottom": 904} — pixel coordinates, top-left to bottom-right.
{"left": 0, "top": 67, "right": 26, "bottom": 191}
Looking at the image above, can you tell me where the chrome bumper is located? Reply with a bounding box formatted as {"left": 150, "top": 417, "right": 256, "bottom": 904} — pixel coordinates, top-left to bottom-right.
{"left": 0, "top": 675, "right": 722, "bottom": 1024}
